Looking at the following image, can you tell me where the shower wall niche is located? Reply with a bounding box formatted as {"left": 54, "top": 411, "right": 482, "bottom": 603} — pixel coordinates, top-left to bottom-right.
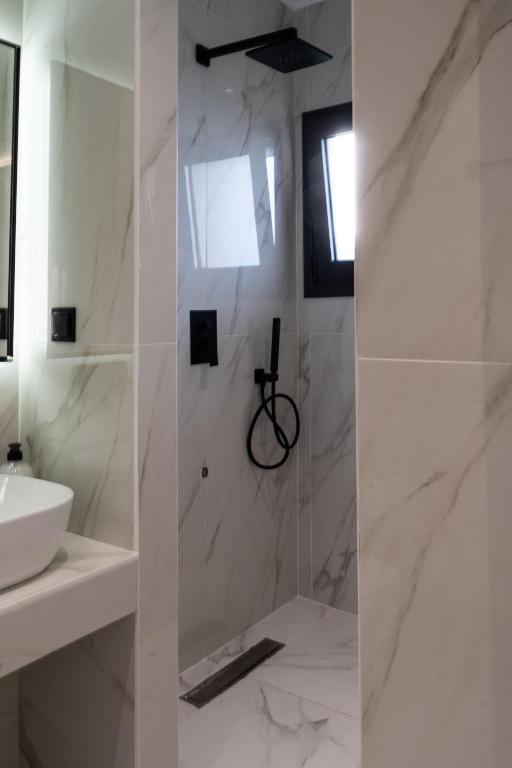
{"left": 177, "top": 0, "right": 355, "bottom": 672}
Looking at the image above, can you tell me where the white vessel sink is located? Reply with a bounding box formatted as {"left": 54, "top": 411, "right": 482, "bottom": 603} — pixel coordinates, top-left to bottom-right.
{"left": 0, "top": 475, "right": 73, "bottom": 590}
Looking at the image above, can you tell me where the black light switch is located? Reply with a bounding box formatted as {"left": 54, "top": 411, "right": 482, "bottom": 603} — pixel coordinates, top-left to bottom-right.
{"left": 52, "top": 307, "right": 76, "bottom": 342}
{"left": 0, "top": 309, "right": 7, "bottom": 341}
{"left": 190, "top": 310, "right": 218, "bottom": 367}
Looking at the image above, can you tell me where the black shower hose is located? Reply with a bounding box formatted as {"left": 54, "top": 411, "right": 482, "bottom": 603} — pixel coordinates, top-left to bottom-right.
{"left": 247, "top": 378, "right": 300, "bottom": 470}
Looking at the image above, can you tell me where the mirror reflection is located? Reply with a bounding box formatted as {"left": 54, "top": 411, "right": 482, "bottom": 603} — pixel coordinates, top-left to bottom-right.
{"left": 0, "top": 39, "right": 19, "bottom": 360}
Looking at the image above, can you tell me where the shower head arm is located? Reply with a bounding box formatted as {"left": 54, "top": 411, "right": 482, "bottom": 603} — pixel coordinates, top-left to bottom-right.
{"left": 196, "top": 27, "right": 298, "bottom": 67}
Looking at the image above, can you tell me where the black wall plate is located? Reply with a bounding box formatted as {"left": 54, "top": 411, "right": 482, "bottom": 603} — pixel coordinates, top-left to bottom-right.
{"left": 52, "top": 307, "right": 76, "bottom": 342}
{"left": 190, "top": 310, "right": 218, "bottom": 366}
{"left": 0, "top": 308, "right": 7, "bottom": 341}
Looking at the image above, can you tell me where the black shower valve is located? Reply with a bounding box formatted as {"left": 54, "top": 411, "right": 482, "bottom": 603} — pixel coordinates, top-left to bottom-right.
{"left": 190, "top": 310, "right": 219, "bottom": 367}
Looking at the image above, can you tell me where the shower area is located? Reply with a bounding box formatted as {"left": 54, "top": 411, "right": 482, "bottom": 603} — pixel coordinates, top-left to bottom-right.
{"left": 177, "top": 0, "right": 357, "bottom": 763}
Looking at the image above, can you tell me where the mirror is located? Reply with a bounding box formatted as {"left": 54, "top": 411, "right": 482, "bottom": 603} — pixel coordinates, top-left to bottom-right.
{"left": 0, "top": 39, "right": 20, "bottom": 360}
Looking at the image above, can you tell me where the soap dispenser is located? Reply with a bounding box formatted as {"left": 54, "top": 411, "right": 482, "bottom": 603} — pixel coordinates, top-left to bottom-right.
{"left": 0, "top": 442, "right": 34, "bottom": 477}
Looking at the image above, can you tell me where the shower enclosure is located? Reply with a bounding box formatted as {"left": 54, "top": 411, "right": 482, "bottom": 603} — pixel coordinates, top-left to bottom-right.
{"left": 177, "top": 0, "right": 357, "bottom": 763}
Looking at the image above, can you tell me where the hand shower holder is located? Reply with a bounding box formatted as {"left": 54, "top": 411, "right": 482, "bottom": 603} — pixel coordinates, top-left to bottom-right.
{"left": 254, "top": 368, "right": 279, "bottom": 385}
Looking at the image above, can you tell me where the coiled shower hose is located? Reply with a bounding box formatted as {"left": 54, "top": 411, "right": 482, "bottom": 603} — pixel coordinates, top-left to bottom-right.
{"left": 246, "top": 318, "right": 300, "bottom": 470}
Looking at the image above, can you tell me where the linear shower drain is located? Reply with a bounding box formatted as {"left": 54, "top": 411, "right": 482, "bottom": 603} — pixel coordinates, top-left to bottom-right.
{"left": 180, "top": 637, "right": 285, "bottom": 708}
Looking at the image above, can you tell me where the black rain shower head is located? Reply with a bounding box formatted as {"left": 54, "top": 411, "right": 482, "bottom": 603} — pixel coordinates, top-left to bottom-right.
{"left": 196, "top": 27, "right": 333, "bottom": 73}
{"left": 247, "top": 37, "right": 332, "bottom": 73}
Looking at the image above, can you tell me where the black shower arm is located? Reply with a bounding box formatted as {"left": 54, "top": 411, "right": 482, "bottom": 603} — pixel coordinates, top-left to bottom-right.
{"left": 196, "top": 27, "right": 298, "bottom": 67}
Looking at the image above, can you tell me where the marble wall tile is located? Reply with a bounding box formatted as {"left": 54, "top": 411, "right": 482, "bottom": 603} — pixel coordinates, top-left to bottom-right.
{"left": 310, "top": 333, "right": 357, "bottom": 612}
{"left": 301, "top": 297, "right": 355, "bottom": 336}
{"left": 203, "top": 333, "right": 298, "bottom": 654}
{"left": 358, "top": 358, "right": 512, "bottom": 768}
{"left": 298, "top": 333, "right": 312, "bottom": 597}
{"left": 139, "top": 0, "right": 178, "bottom": 345}
{"left": 192, "top": 0, "right": 295, "bottom": 37}
{"left": 0, "top": 360, "right": 18, "bottom": 451}
{"left": 306, "top": 46, "right": 352, "bottom": 112}
{"left": 356, "top": 0, "right": 512, "bottom": 363}
{"left": 21, "top": 345, "right": 134, "bottom": 549}
{"left": 296, "top": 0, "right": 356, "bottom": 613}
{"left": 178, "top": 332, "right": 298, "bottom": 667}
{"left": 48, "top": 62, "right": 134, "bottom": 347}
{"left": 178, "top": 337, "right": 207, "bottom": 670}
{"left": 177, "top": 0, "right": 207, "bottom": 339}
{"left": 19, "top": 617, "right": 136, "bottom": 768}
{"left": 0, "top": 674, "right": 18, "bottom": 768}
{"left": 138, "top": 3, "right": 180, "bottom": 765}
{"left": 138, "top": 342, "right": 178, "bottom": 768}
{"left": 306, "top": 0, "right": 351, "bottom": 54}
{"left": 0, "top": 1, "right": 22, "bottom": 45}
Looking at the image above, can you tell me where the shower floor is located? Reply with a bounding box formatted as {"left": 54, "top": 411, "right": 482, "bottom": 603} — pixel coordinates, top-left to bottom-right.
{"left": 179, "top": 597, "right": 360, "bottom": 767}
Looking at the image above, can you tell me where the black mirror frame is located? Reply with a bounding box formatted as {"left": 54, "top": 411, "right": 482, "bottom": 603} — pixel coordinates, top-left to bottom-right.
{"left": 302, "top": 102, "right": 354, "bottom": 299}
{"left": 0, "top": 38, "right": 20, "bottom": 362}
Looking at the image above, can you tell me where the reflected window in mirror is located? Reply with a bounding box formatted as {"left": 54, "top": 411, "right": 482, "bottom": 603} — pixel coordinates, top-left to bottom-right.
{"left": 0, "top": 38, "right": 20, "bottom": 360}
{"left": 302, "top": 102, "right": 354, "bottom": 298}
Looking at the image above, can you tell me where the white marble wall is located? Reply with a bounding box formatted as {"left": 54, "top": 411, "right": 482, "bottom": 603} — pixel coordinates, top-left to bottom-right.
{"left": 296, "top": 0, "right": 357, "bottom": 612}
{"left": 0, "top": 356, "right": 18, "bottom": 449}
{"left": 19, "top": 617, "right": 136, "bottom": 768}
{"left": 18, "top": 0, "right": 135, "bottom": 548}
{"left": 178, "top": 0, "right": 298, "bottom": 670}
{"left": 355, "top": 1, "right": 512, "bottom": 766}
{"left": 138, "top": 0, "right": 179, "bottom": 765}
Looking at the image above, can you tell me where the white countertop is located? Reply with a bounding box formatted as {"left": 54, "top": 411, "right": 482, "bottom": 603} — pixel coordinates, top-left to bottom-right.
{"left": 0, "top": 533, "right": 138, "bottom": 679}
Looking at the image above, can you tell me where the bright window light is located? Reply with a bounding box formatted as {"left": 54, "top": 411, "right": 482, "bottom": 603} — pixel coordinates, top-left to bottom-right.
{"left": 265, "top": 149, "right": 276, "bottom": 246}
{"left": 322, "top": 130, "right": 355, "bottom": 262}
{"left": 186, "top": 155, "right": 260, "bottom": 269}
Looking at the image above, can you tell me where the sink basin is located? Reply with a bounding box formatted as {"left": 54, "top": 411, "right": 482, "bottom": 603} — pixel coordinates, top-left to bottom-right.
{"left": 0, "top": 475, "right": 73, "bottom": 590}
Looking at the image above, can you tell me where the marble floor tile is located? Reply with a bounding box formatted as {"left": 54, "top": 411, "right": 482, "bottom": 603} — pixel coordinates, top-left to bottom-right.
{"left": 180, "top": 679, "right": 359, "bottom": 768}
{"left": 180, "top": 597, "right": 332, "bottom": 694}
{"left": 252, "top": 609, "right": 359, "bottom": 717}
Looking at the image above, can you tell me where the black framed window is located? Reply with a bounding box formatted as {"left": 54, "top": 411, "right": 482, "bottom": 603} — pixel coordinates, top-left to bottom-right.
{"left": 302, "top": 102, "right": 354, "bottom": 298}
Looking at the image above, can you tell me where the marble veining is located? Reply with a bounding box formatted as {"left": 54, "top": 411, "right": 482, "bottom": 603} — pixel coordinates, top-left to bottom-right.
{"left": 137, "top": 1, "right": 180, "bottom": 766}
{"left": 48, "top": 62, "right": 134, "bottom": 347}
{"left": 0, "top": 360, "right": 18, "bottom": 450}
{"left": 20, "top": 617, "right": 136, "bottom": 768}
{"left": 22, "top": 347, "right": 134, "bottom": 549}
{"left": 0, "top": 532, "right": 138, "bottom": 681}
{"left": 178, "top": 0, "right": 298, "bottom": 671}
{"left": 296, "top": 0, "right": 357, "bottom": 614}
{"left": 358, "top": 358, "right": 512, "bottom": 767}
{"left": 357, "top": 0, "right": 512, "bottom": 362}
{"left": 180, "top": 597, "right": 360, "bottom": 768}
{"left": 180, "top": 597, "right": 331, "bottom": 693}
{"left": 310, "top": 334, "right": 357, "bottom": 612}
{"left": 181, "top": 679, "right": 359, "bottom": 768}
{"left": 253, "top": 609, "right": 359, "bottom": 717}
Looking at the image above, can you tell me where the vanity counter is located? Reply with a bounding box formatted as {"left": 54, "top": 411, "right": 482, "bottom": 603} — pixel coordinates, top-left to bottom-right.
{"left": 0, "top": 533, "right": 138, "bottom": 679}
